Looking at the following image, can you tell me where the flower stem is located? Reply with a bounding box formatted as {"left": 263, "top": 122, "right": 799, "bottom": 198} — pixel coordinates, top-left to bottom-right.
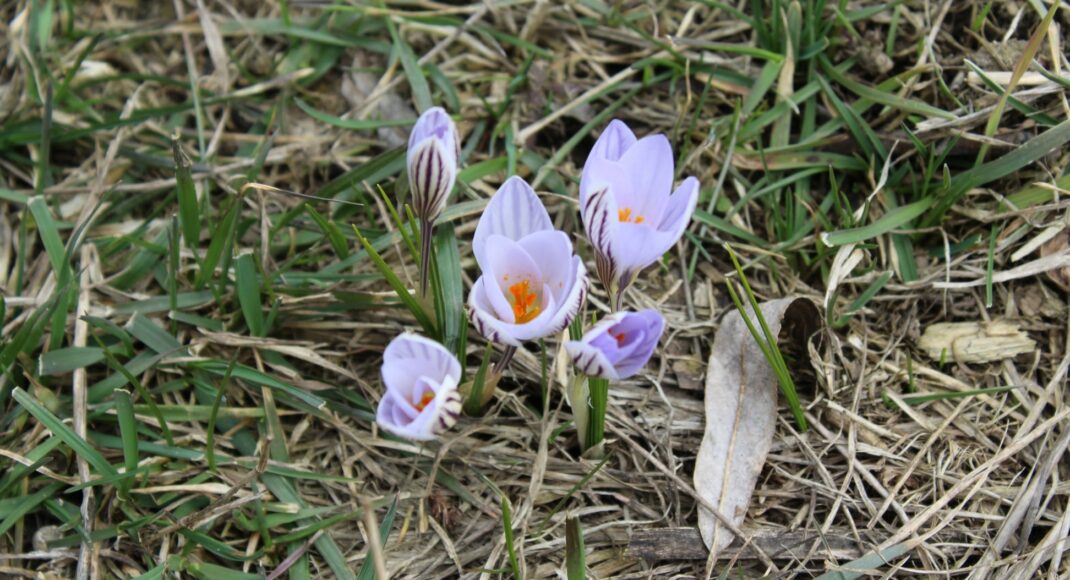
{"left": 584, "top": 376, "right": 610, "bottom": 458}
{"left": 419, "top": 218, "right": 434, "bottom": 297}
{"left": 493, "top": 345, "right": 518, "bottom": 375}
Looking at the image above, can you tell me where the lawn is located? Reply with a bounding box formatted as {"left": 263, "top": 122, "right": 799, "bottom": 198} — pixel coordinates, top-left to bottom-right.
{"left": 1, "top": 0, "right": 1069, "bottom": 578}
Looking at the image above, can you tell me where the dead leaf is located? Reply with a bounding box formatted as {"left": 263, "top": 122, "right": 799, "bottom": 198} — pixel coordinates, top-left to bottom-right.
{"left": 694, "top": 297, "right": 819, "bottom": 553}
{"left": 1039, "top": 229, "right": 1070, "bottom": 291}
{"left": 917, "top": 321, "right": 1036, "bottom": 364}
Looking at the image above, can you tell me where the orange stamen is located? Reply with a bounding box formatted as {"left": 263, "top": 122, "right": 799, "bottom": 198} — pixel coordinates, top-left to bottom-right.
{"left": 414, "top": 390, "right": 435, "bottom": 411}
{"left": 618, "top": 207, "right": 645, "bottom": 224}
{"left": 508, "top": 279, "right": 541, "bottom": 324}
{"left": 612, "top": 332, "right": 626, "bottom": 346}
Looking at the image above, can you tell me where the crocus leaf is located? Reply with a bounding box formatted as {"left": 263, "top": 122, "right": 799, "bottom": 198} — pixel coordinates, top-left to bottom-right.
{"left": 695, "top": 298, "right": 819, "bottom": 553}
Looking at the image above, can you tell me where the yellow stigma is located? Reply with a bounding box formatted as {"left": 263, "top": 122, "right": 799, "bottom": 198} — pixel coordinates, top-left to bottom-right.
{"left": 618, "top": 207, "right": 645, "bottom": 224}
{"left": 507, "top": 279, "right": 541, "bottom": 324}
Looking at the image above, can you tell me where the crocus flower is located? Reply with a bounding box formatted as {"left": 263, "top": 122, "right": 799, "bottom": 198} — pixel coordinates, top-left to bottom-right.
{"left": 565, "top": 309, "right": 664, "bottom": 380}
{"left": 468, "top": 176, "right": 588, "bottom": 347}
{"left": 407, "top": 107, "right": 460, "bottom": 223}
{"left": 580, "top": 119, "right": 699, "bottom": 292}
{"left": 376, "top": 333, "right": 463, "bottom": 441}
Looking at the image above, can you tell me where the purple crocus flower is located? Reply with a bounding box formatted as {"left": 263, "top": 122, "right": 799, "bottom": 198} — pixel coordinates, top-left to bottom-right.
{"left": 580, "top": 120, "right": 699, "bottom": 292}
{"left": 376, "top": 334, "right": 463, "bottom": 441}
{"left": 407, "top": 107, "right": 460, "bottom": 223}
{"left": 564, "top": 309, "right": 664, "bottom": 380}
{"left": 468, "top": 176, "right": 588, "bottom": 346}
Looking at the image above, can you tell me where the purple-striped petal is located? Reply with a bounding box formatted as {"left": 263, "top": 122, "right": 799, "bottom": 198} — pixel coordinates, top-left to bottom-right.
{"left": 565, "top": 310, "right": 664, "bottom": 380}
{"left": 468, "top": 257, "right": 587, "bottom": 345}
{"left": 578, "top": 119, "right": 700, "bottom": 291}
{"left": 565, "top": 340, "right": 621, "bottom": 381}
{"left": 407, "top": 138, "right": 455, "bottom": 222}
{"left": 408, "top": 107, "right": 459, "bottom": 165}
{"left": 581, "top": 186, "right": 620, "bottom": 290}
{"left": 473, "top": 176, "right": 553, "bottom": 270}
{"left": 383, "top": 333, "right": 461, "bottom": 386}
{"left": 406, "top": 107, "right": 459, "bottom": 223}
{"left": 377, "top": 333, "right": 463, "bottom": 441}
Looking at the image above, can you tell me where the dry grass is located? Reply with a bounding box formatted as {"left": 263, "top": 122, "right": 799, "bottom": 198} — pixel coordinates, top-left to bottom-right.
{"left": 0, "top": 1, "right": 1069, "bottom": 578}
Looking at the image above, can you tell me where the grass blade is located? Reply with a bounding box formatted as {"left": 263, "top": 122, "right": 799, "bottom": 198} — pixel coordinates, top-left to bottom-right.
{"left": 113, "top": 388, "right": 139, "bottom": 499}
{"left": 12, "top": 387, "right": 117, "bottom": 476}
{"left": 235, "top": 252, "right": 265, "bottom": 337}
{"left": 820, "top": 198, "right": 932, "bottom": 247}
{"left": 172, "top": 138, "right": 201, "bottom": 249}
{"left": 565, "top": 515, "right": 586, "bottom": 580}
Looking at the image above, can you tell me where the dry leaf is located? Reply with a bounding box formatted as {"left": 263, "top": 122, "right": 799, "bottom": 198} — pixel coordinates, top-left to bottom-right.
{"left": 694, "top": 297, "right": 819, "bottom": 553}
{"left": 917, "top": 321, "right": 1036, "bottom": 364}
{"left": 1039, "top": 229, "right": 1070, "bottom": 291}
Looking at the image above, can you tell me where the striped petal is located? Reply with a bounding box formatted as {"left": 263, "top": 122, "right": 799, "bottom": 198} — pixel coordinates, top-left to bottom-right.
{"left": 580, "top": 186, "right": 620, "bottom": 290}
{"left": 382, "top": 333, "right": 461, "bottom": 387}
{"left": 376, "top": 375, "right": 463, "bottom": 441}
{"left": 407, "top": 137, "right": 455, "bottom": 222}
{"left": 377, "top": 334, "right": 463, "bottom": 441}
{"left": 473, "top": 176, "right": 552, "bottom": 270}
{"left": 565, "top": 309, "right": 664, "bottom": 380}
{"left": 565, "top": 340, "right": 621, "bottom": 381}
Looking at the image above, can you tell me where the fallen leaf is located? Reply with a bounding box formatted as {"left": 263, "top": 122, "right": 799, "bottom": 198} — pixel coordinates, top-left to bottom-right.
{"left": 695, "top": 297, "right": 819, "bottom": 553}
{"left": 917, "top": 320, "right": 1036, "bottom": 364}
{"left": 1039, "top": 229, "right": 1070, "bottom": 291}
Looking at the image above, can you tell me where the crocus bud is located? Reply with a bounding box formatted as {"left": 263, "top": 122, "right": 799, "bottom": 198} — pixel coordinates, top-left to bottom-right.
{"left": 564, "top": 309, "right": 664, "bottom": 380}
{"left": 407, "top": 107, "right": 460, "bottom": 223}
{"left": 376, "top": 334, "right": 462, "bottom": 441}
{"left": 579, "top": 119, "right": 698, "bottom": 293}
{"left": 467, "top": 177, "right": 588, "bottom": 346}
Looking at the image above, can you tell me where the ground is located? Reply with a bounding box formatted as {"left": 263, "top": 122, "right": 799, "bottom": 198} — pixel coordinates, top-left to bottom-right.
{"left": 1, "top": 1, "right": 1069, "bottom": 578}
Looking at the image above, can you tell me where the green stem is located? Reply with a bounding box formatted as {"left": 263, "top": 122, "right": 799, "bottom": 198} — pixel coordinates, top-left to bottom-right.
{"left": 419, "top": 218, "right": 434, "bottom": 297}
{"left": 584, "top": 376, "right": 609, "bottom": 457}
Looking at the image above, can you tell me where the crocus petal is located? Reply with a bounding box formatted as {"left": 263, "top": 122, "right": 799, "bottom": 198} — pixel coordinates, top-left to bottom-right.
{"left": 382, "top": 333, "right": 461, "bottom": 387}
{"left": 406, "top": 107, "right": 459, "bottom": 224}
{"left": 484, "top": 234, "right": 543, "bottom": 323}
{"left": 468, "top": 258, "right": 586, "bottom": 346}
{"left": 469, "top": 282, "right": 559, "bottom": 345}
{"left": 376, "top": 376, "right": 462, "bottom": 441}
{"left": 408, "top": 107, "right": 459, "bottom": 164}
{"left": 581, "top": 186, "right": 621, "bottom": 289}
{"left": 516, "top": 230, "right": 574, "bottom": 304}
{"left": 568, "top": 310, "right": 664, "bottom": 380}
{"left": 539, "top": 256, "right": 587, "bottom": 337}
{"left": 658, "top": 176, "right": 700, "bottom": 239}
{"left": 407, "top": 138, "right": 455, "bottom": 222}
{"left": 612, "top": 134, "right": 674, "bottom": 223}
{"left": 565, "top": 340, "right": 621, "bottom": 381}
{"left": 581, "top": 119, "right": 637, "bottom": 206}
{"left": 472, "top": 176, "right": 553, "bottom": 270}
{"left": 468, "top": 277, "right": 521, "bottom": 347}
{"left": 611, "top": 223, "right": 671, "bottom": 278}
{"left": 608, "top": 310, "right": 664, "bottom": 378}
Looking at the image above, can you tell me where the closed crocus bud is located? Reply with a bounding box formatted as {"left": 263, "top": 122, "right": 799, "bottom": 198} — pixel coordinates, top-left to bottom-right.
{"left": 580, "top": 119, "right": 698, "bottom": 293}
{"left": 407, "top": 107, "right": 459, "bottom": 223}
{"left": 468, "top": 176, "right": 588, "bottom": 347}
{"left": 565, "top": 309, "right": 664, "bottom": 381}
{"left": 376, "top": 334, "right": 463, "bottom": 441}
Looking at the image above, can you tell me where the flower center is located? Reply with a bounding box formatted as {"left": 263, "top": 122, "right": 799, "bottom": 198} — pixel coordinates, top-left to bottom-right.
{"left": 507, "top": 279, "right": 541, "bottom": 324}
{"left": 618, "top": 207, "right": 645, "bottom": 224}
{"left": 413, "top": 390, "right": 435, "bottom": 411}
{"left": 612, "top": 331, "right": 627, "bottom": 346}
